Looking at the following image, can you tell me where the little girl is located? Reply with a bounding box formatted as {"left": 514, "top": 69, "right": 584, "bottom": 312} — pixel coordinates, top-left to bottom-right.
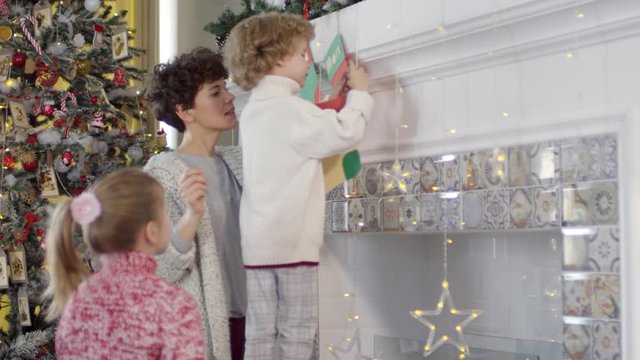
{"left": 45, "top": 168, "right": 205, "bottom": 359}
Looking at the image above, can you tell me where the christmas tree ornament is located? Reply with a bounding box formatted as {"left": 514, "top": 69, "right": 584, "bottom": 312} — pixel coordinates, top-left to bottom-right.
{"left": 24, "top": 57, "right": 36, "bottom": 74}
{"left": 33, "top": 2, "right": 53, "bottom": 37}
{"left": 0, "top": 25, "right": 11, "bottom": 41}
{"left": 8, "top": 243, "right": 27, "bottom": 283}
{"left": 40, "top": 98, "right": 55, "bottom": 116}
{"left": 75, "top": 58, "right": 91, "bottom": 76}
{"left": 84, "top": 0, "right": 101, "bottom": 12}
{"left": 111, "top": 27, "right": 129, "bottom": 60}
{"left": 155, "top": 129, "right": 167, "bottom": 147}
{"left": 35, "top": 60, "right": 59, "bottom": 88}
{"left": 61, "top": 149, "right": 74, "bottom": 166}
{"left": 19, "top": 15, "right": 44, "bottom": 56}
{"left": 92, "top": 24, "right": 104, "bottom": 48}
{"left": 0, "top": 247, "right": 8, "bottom": 289}
{"left": 2, "top": 152, "right": 15, "bottom": 170}
{"left": 9, "top": 101, "right": 29, "bottom": 128}
{"left": 73, "top": 33, "right": 86, "bottom": 47}
{"left": 17, "top": 286, "right": 31, "bottom": 326}
{"left": 19, "top": 151, "right": 38, "bottom": 172}
{"left": 90, "top": 110, "right": 105, "bottom": 135}
{"left": 11, "top": 52, "right": 26, "bottom": 68}
{"left": 112, "top": 67, "right": 127, "bottom": 86}
{"left": 0, "top": 0, "right": 9, "bottom": 17}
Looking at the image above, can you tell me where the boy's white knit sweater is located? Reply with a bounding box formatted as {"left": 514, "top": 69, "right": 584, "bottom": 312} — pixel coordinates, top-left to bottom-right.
{"left": 239, "top": 75, "right": 374, "bottom": 266}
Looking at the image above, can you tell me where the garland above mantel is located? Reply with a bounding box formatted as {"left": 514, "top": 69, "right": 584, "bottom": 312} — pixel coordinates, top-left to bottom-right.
{"left": 204, "top": 0, "right": 364, "bottom": 48}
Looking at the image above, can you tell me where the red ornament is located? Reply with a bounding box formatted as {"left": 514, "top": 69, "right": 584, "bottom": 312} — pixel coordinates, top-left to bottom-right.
{"left": 90, "top": 96, "right": 97, "bottom": 103}
{"left": 2, "top": 153, "right": 15, "bottom": 170}
{"left": 53, "top": 118, "right": 65, "bottom": 128}
{"left": 62, "top": 150, "right": 74, "bottom": 166}
{"left": 112, "top": 67, "right": 128, "bottom": 86}
{"left": 94, "top": 24, "right": 104, "bottom": 33}
{"left": 12, "top": 52, "right": 26, "bottom": 68}
{"left": 22, "top": 158, "right": 38, "bottom": 172}
{"left": 26, "top": 133, "right": 38, "bottom": 144}
{"left": 72, "top": 116, "right": 82, "bottom": 128}
{"left": 41, "top": 99, "right": 55, "bottom": 116}
{"left": 35, "top": 60, "right": 59, "bottom": 88}
{"left": 80, "top": 176, "right": 87, "bottom": 183}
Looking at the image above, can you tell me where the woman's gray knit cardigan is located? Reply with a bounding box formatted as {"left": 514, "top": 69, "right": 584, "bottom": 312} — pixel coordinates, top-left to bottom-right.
{"left": 144, "top": 146, "right": 242, "bottom": 360}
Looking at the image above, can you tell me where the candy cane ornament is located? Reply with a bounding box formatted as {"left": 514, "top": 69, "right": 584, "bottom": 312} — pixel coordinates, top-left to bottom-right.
{"left": 19, "top": 15, "right": 43, "bottom": 56}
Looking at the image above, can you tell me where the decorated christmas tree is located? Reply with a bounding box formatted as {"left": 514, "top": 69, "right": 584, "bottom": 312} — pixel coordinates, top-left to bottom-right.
{"left": 0, "top": 0, "right": 164, "bottom": 357}
{"left": 204, "top": 0, "right": 364, "bottom": 48}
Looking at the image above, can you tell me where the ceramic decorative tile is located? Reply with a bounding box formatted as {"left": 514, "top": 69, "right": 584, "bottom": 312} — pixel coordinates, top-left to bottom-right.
{"left": 399, "top": 195, "right": 420, "bottom": 232}
{"left": 419, "top": 194, "right": 441, "bottom": 230}
{"left": 591, "top": 275, "right": 620, "bottom": 319}
{"left": 346, "top": 172, "right": 365, "bottom": 199}
{"left": 563, "top": 324, "right": 592, "bottom": 360}
{"left": 327, "top": 183, "right": 347, "bottom": 201}
{"left": 324, "top": 202, "right": 333, "bottom": 234}
{"left": 331, "top": 201, "right": 348, "bottom": 232}
{"left": 533, "top": 186, "right": 560, "bottom": 228}
{"left": 588, "top": 135, "right": 617, "bottom": 181}
{"left": 436, "top": 155, "right": 461, "bottom": 192}
{"left": 348, "top": 199, "right": 365, "bottom": 232}
{"left": 563, "top": 279, "right": 592, "bottom": 317}
{"left": 419, "top": 157, "right": 440, "bottom": 193}
{"left": 440, "top": 194, "right": 463, "bottom": 231}
{"left": 361, "top": 198, "right": 381, "bottom": 232}
{"left": 362, "top": 163, "right": 382, "bottom": 198}
{"left": 483, "top": 148, "right": 508, "bottom": 189}
{"left": 592, "top": 320, "right": 621, "bottom": 360}
{"left": 382, "top": 159, "right": 420, "bottom": 196}
{"left": 563, "top": 184, "right": 591, "bottom": 226}
{"left": 588, "top": 182, "right": 618, "bottom": 225}
{"left": 462, "top": 191, "right": 484, "bottom": 229}
{"left": 481, "top": 190, "right": 510, "bottom": 230}
{"left": 587, "top": 227, "right": 620, "bottom": 273}
{"left": 461, "top": 151, "right": 487, "bottom": 190}
{"left": 382, "top": 197, "right": 401, "bottom": 231}
{"left": 509, "top": 142, "right": 560, "bottom": 186}
{"left": 563, "top": 233, "right": 591, "bottom": 271}
{"left": 509, "top": 188, "right": 534, "bottom": 229}
{"left": 561, "top": 138, "right": 591, "bottom": 183}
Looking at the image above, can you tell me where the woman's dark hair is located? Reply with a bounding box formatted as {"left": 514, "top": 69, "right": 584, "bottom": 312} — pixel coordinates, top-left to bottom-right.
{"left": 147, "top": 47, "right": 228, "bottom": 133}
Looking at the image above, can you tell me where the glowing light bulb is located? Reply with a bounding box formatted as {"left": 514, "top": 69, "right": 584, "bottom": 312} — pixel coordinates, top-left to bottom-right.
{"left": 449, "top": 128, "right": 457, "bottom": 135}
{"left": 502, "top": 111, "right": 509, "bottom": 117}
{"left": 437, "top": 23, "right": 447, "bottom": 34}
{"left": 442, "top": 335, "right": 449, "bottom": 341}
{"left": 456, "top": 326, "right": 462, "bottom": 332}
{"left": 497, "top": 154, "right": 505, "bottom": 161}
{"left": 447, "top": 239, "right": 453, "bottom": 244}
{"left": 316, "top": 41, "right": 321, "bottom": 47}
{"left": 343, "top": 292, "right": 352, "bottom": 297}
{"left": 576, "top": 12, "right": 585, "bottom": 19}
{"left": 437, "top": 302, "right": 444, "bottom": 308}
{"left": 353, "top": 315, "right": 360, "bottom": 320}
{"left": 472, "top": 312, "right": 479, "bottom": 317}
{"left": 442, "top": 281, "right": 449, "bottom": 288}
{"left": 566, "top": 52, "right": 574, "bottom": 59}
{"left": 414, "top": 310, "right": 422, "bottom": 315}
{"left": 451, "top": 309, "right": 458, "bottom": 314}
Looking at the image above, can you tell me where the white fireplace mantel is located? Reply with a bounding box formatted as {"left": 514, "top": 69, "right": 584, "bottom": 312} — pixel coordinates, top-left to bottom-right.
{"left": 231, "top": 0, "right": 640, "bottom": 358}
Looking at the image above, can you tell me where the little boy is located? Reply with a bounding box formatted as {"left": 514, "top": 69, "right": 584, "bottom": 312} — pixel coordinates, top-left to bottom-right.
{"left": 225, "top": 12, "right": 374, "bottom": 359}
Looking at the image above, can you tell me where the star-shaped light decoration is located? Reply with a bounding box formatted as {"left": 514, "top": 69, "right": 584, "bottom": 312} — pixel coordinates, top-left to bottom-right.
{"left": 382, "top": 160, "right": 411, "bottom": 195}
{"left": 327, "top": 328, "right": 372, "bottom": 360}
{"left": 411, "top": 280, "right": 482, "bottom": 359}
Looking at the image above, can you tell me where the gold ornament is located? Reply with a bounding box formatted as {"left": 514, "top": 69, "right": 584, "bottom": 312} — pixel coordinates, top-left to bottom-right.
{"left": 75, "top": 59, "right": 92, "bottom": 76}
{"left": 0, "top": 26, "right": 13, "bottom": 41}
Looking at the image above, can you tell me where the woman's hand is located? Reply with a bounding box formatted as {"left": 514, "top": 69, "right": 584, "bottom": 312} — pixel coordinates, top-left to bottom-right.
{"left": 179, "top": 168, "right": 207, "bottom": 218}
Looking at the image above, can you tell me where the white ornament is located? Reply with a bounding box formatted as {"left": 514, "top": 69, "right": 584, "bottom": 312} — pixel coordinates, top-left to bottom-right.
{"left": 73, "top": 33, "right": 86, "bottom": 47}
{"left": 84, "top": 0, "right": 101, "bottom": 12}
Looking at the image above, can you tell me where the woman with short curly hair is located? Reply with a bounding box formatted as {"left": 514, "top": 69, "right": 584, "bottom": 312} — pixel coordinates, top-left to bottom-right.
{"left": 145, "top": 46, "right": 246, "bottom": 360}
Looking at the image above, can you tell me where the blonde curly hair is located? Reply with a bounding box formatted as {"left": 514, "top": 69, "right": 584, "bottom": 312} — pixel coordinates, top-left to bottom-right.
{"left": 224, "top": 12, "right": 314, "bottom": 91}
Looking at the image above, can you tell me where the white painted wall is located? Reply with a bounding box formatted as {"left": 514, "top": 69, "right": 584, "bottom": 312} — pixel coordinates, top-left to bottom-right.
{"left": 232, "top": 0, "right": 640, "bottom": 358}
